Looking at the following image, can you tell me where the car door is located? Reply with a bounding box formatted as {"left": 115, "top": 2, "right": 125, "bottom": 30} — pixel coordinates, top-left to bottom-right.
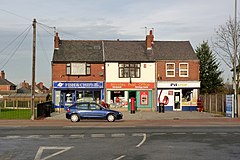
{"left": 88, "top": 103, "right": 106, "bottom": 118}
{"left": 76, "top": 103, "right": 90, "bottom": 118}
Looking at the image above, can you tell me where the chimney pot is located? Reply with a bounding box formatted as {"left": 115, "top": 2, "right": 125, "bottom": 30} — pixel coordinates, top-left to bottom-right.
{"left": 0, "top": 70, "right": 5, "bottom": 79}
{"left": 54, "top": 32, "right": 60, "bottom": 50}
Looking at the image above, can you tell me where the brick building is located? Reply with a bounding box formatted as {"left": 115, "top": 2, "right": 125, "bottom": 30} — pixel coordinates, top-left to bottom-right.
{"left": 0, "top": 70, "right": 16, "bottom": 91}
{"left": 51, "top": 31, "right": 200, "bottom": 111}
{"left": 52, "top": 33, "right": 105, "bottom": 109}
{"left": 154, "top": 41, "right": 200, "bottom": 111}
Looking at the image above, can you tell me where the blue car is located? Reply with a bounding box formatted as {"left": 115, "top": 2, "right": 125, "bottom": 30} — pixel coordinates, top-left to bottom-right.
{"left": 66, "top": 102, "right": 123, "bottom": 122}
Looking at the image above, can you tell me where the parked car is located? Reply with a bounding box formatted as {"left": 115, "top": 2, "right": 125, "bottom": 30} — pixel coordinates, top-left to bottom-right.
{"left": 66, "top": 102, "right": 123, "bottom": 122}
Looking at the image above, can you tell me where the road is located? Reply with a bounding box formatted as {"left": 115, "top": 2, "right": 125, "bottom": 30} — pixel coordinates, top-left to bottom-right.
{"left": 1, "top": 126, "right": 240, "bottom": 160}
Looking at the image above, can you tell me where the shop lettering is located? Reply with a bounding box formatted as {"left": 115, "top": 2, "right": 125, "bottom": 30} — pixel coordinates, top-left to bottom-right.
{"left": 170, "top": 83, "right": 187, "bottom": 87}
{"left": 55, "top": 82, "right": 103, "bottom": 88}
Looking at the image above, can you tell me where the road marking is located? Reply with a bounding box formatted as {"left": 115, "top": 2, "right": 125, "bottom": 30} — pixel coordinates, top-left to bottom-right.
{"left": 5, "top": 136, "right": 21, "bottom": 139}
{"left": 91, "top": 134, "right": 105, "bottom": 138}
{"left": 192, "top": 133, "right": 207, "bottom": 135}
{"left": 136, "top": 133, "right": 147, "bottom": 148}
{"left": 234, "top": 133, "right": 240, "bottom": 135}
{"left": 111, "top": 133, "right": 125, "bottom": 137}
{"left": 34, "top": 146, "right": 73, "bottom": 160}
{"left": 151, "top": 133, "right": 167, "bottom": 136}
{"left": 172, "top": 133, "right": 186, "bottom": 135}
{"left": 26, "top": 135, "right": 41, "bottom": 139}
{"left": 70, "top": 134, "right": 84, "bottom": 138}
{"left": 213, "top": 133, "right": 228, "bottom": 135}
{"left": 49, "top": 135, "right": 64, "bottom": 138}
{"left": 114, "top": 155, "right": 126, "bottom": 160}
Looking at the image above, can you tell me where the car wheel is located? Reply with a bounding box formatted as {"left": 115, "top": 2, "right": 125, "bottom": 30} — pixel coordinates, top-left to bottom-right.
{"left": 70, "top": 114, "right": 79, "bottom": 122}
{"left": 107, "top": 114, "right": 115, "bottom": 122}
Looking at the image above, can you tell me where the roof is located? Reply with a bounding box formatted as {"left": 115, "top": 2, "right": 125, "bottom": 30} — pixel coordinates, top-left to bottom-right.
{"left": 17, "top": 87, "right": 31, "bottom": 93}
{"left": 0, "top": 79, "right": 16, "bottom": 86}
{"left": 52, "top": 40, "right": 198, "bottom": 62}
{"left": 104, "top": 41, "right": 154, "bottom": 62}
{"left": 53, "top": 40, "right": 103, "bottom": 62}
{"left": 152, "top": 41, "right": 198, "bottom": 60}
{"left": 36, "top": 83, "right": 49, "bottom": 92}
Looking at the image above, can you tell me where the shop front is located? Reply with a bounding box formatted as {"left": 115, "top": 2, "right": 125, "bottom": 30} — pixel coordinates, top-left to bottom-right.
{"left": 53, "top": 81, "right": 104, "bottom": 110}
{"left": 157, "top": 81, "right": 200, "bottom": 111}
{"left": 106, "top": 82, "right": 155, "bottom": 111}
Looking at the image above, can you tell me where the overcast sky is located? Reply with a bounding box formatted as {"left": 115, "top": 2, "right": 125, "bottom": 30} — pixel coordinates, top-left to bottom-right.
{"left": 0, "top": 0, "right": 237, "bottom": 87}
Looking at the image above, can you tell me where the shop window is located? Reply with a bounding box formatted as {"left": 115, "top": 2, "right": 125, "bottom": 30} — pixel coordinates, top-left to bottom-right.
{"left": 119, "top": 63, "right": 140, "bottom": 78}
{"left": 182, "top": 89, "right": 193, "bottom": 102}
{"left": 110, "top": 91, "right": 127, "bottom": 107}
{"left": 76, "top": 90, "right": 94, "bottom": 102}
{"left": 66, "top": 63, "right": 91, "bottom": 75}
{"left": 166, "top": 63, "right": 175, "bottom": 77}
{"left": 179, "top": 63, "right": 188, "bottom": 77}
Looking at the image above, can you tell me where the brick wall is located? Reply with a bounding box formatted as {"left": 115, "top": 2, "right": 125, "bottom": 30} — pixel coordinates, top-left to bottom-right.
{"left": 156, "top": 60, "right": 200, "bottom": 81}
{"left": 52, "top": 63, "right": 105, "bottom": 82}
{"left": 0, "top": 85, "right": 10, "bottom": 91}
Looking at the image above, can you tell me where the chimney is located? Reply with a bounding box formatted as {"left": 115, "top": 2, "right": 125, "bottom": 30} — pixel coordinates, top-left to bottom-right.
{"left": 39, "top": 82, "right": 43, "bottom": 89}
{"left": 146, "top": 30, "right": 154, "bottom": 50}
{"left": 54, "top": 32, "right": 60, "bottom": 50}
{"left": 0, "top": 70, "right": 5, "bottom": 79}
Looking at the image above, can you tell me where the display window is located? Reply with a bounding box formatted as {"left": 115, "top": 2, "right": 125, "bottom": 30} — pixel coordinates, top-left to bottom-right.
{"left": 110, "top": 91, "right": 127, "bottom": 108}
{"left": 182, "top": 89, "right": 193, "bottom": 102}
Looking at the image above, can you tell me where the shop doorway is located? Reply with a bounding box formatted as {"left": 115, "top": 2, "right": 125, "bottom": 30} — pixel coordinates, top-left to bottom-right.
{"left": 60, "top": 90, "right": 75, "bottom": 109}
{"left": 174, "top": 91, "right": 181, "bottom": 111}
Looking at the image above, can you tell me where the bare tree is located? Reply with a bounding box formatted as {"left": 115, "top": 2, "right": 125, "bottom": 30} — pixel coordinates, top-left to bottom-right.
{"left": 213, "top": 17, "right": 240, "bottom": 89}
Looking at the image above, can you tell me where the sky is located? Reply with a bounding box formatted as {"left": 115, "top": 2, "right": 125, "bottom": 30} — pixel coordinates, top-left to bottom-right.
{"left": 0, "top": 0, "right": 237, "bottom": 87}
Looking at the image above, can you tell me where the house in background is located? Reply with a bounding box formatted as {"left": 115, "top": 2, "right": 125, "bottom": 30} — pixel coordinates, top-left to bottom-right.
{"left": 17, "top": 81, "right": 49, "bottom": 94}
{"left": 35, "top": 82, "right": 50, "bottom": 93}
{"left": 0, "top": 70, "right": 16, "bottom": 91}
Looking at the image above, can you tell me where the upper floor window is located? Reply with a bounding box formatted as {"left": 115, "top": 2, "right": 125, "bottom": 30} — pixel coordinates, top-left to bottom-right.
{"left": 179, "top": 63, "right": 188, "bottom": 77}
{"left": 66, "top": 63, "right": 91, "bottom": 75}
{"left": 119, "top": 63, "right": 140, "bottom": 78}
{"left": 166, "top": 63, "right": 175, "bottom": 77}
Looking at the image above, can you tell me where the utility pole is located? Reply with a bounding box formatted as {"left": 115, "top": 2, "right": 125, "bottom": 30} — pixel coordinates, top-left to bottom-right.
{"left": 233, "top": 0, "right": 238, "bottom": 118}
{"left": 31, "top": 18, "right": 36, "bottom": 120}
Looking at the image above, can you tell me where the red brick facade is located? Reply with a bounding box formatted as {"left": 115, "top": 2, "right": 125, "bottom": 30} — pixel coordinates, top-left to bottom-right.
{"left": 156, "top": 60, "right": 200, "bottom": 81}
{"left": 52, "top": 63, "right": 105, "bottom": 82}
{"left": 0, "top": 85, "right": 11, "bottom": 91}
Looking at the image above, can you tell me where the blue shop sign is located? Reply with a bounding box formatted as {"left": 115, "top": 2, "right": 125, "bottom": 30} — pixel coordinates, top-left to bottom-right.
{"left": 54, "top": 82, "right": 103, "bottom": 89}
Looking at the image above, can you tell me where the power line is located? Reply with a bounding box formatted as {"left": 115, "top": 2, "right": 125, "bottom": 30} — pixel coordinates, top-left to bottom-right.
{"left": 37, "top": 30, "right": 51, "bottom": 63}
{"left": 0, "top": 8, "right": 31, "bottom": 22}
{"left": 37, "top": 22, "right": 55, "bottom": 30}
{"left": 38, "top": 23, "right": 55, "bottom": 37}
{"left": 0, "top": 26, "right": 31, "bottom": 70}
{"left": 0, "top": 24, "right": 32, "bottom": 56}
{"left": 56, "top": 28, "right": 83, "bottom": 40}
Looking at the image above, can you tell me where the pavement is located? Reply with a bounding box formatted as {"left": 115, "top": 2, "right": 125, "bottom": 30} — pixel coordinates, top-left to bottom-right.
{"left": 0, "top": 110, "right": 240, "bottom": 127}
{"left": 46, "top": 110, "right": 224, "bottom": 120}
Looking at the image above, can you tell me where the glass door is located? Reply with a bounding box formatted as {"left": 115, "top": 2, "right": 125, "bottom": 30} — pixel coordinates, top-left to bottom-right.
{"left": 173, "top": 90, "right": 181, "bottom": 111}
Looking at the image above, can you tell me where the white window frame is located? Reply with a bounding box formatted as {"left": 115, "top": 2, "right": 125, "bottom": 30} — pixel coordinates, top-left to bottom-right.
{"left": 179, "top": 63, "right": 188, "bottom": 77}
{"left": 66, "top": 63, "right": 91, "bottom": 75}
{"left": 166, "top": 63, "right": 175, "bottom": 77}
